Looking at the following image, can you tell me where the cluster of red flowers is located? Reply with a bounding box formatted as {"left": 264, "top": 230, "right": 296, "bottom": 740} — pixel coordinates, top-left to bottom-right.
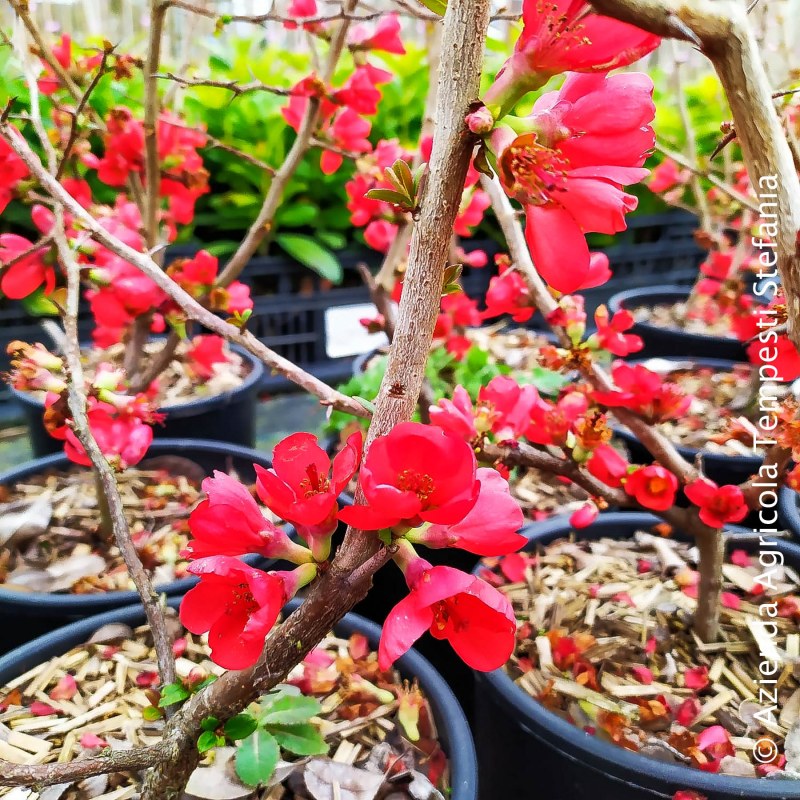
{"left": 468, "top": 0, "right": 660, "bottom": 293}
{"left": 7, "top": 344, "right": 164, "bottom": 469}
{"left": 178, "top": 423, "right": 524, "bottom": 671}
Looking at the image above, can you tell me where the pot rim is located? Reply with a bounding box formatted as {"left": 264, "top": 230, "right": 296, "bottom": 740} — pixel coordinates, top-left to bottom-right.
{"left": 0, "top": 438, "right": 281, "bottom": 612}
{"left": 0, "top": 597, "right": 478, "bottom": 800}
{"left": 473, "top": 510, "right": 800, "bottom": 798}
{"left": 9, "top": 343, "right": 264, "bottom": 418}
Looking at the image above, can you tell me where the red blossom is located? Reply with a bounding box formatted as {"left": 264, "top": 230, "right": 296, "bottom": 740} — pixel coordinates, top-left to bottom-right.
{"left": 0, "top": 234, "right": 55, "bottom": 300}
{"left": 483, "top": 0, "right": 660, "bottom": 118}
{"left": 586, "top": 444, "right": 629, "bottom": 488}
{"left": 526, "top": 392, "right": 588, "bottom": 447}
{"left": 623, "top": 465, "right": 678, "bottom": 511}
{"left": 479, "top": 375, "right": 541, "bottom": 440}
{"left": 429, "top": 386, "right": 478, "bottom": 441}
{"left": 570, "top": 502, "right": 599, "bottom": 529}
{"left": 413, "top": 468, "right": 526, "bottom": 556}
{"left": 180, "top": 557, "right": 312, "bottom": 670}
{"left": 684, "top": 666, "right": 709, "bottom": 691}
{"left": 592, "top": 362, "right": 690, "bottom": 422}
{"left": 379, "top": 556, "right": 516, "bottom": 671}
{"left": 648, "top": 158, "right": 688, "bottom": 193}
{"left": 348, "top": 13, "right": 405, "bottom": 54}
{"left": 684, "top": 478, "right": 748, "bottom": 528}
{"left": 0, "top": 136, "right": 29, "bottom": 215}
{"left": 184, "top": 471, "right": 309, "bottom": 562}
{"left": 483, "top": 258, "right": 534, "bottom": 322}
{"left": 338, "top": 422, "right": 479, "bottom": 530}
{"left": 592, "top": 305, "right": 643, "bottom": 356}
{"left": 256, "top": 431, "right": 361, "bottom": 545}
{"left": 492, "top": 72, "right": 655, "bottom": 293}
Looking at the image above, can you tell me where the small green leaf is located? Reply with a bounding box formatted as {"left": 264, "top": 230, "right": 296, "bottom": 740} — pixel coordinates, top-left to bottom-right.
{"left": 142, "top": 705, "right": 163, "bottom": 721}
{"left": 364, "top": 188, "right": 411, "bottom": 207}
{"left": 197, "top": 730, "right": 220, "bottom": 754}
{"left": 21, "top": 289, "right": 60, "bottom": 317}
{"left": 268, "top": 723, "right": 328, "bottom": 756}
{"left": 201, "top": 716, "right": 221, "bottom": 732}
{"left": 277, "top": 203, "right": 318, "bottom": 227}
{"left": 235, "top": 729, "right": 280, "bottom": 787}
{"left": 392, "top": 159, "right": 415, "bottom": 197}
{"left": 260, "top": 695, "right": 322, "bottom": 726}
{"left": 159, "top": 682, "right": 190, "bottom": 708}
{"left": 275, "top": 234, "right": 342, "bottom": 283}
{"left": 417, "top": 0, "right": 447, "bottom": 16}
{"left": 224, "top": 714, "right": 258, "bottom": 741}
{"left": 353, "top": 396, "right": 376, "bottom": 414}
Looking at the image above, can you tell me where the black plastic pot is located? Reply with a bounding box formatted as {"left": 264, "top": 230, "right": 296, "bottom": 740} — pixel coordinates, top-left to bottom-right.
{"left": 0, "top": 439, "right": 279, "bottom": 652}
{"left": 0, "top": 598, "right": 478, "bottom": 800}
{"left": 473, "top": 511, "right": 800, "bottom": 800}
{"left": 609, "top": 286, "right": 748, "bottom": 361}
{"left": 612, "top": 357, "right": 762, "bottom": 487}
{"left": 777, "top": 485, "right": 800, "bottom": 541}
{"left": 11, "top": 344, "right": 265, "bottom": 457}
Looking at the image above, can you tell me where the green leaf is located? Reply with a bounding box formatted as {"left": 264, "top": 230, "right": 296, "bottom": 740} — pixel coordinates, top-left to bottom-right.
{"left": 21, "top": 290, "right": 60, "bottom": 317}
{"left": 417, "top": 0, "right": 447, "bottom": 15}
{"left": 235, "top": 729, "right": 280, "bottom": 787}
{"left": 315, "top": 231, "right": 347, "bottom": 250}
{"left": 277, "top": 203, "right": 318, "bottom": 227}
{"left": 268, "top": 723, "right": 328, "bottom": 756}
{"left": 224, "top": 714, "right": 258, "bottom": 741}
{"left": 197, "top": 730, "right": 221, "bottom": 754}
{"left": 392, "top": 159, "right": 415, "bottom": 197}
{"left": 201, "top": 716, "right": 220, "bottom": 732}
{"left": 142, "top": 705, "right": 163, "bottom": 721}
{"left": 364, "top": 188, "right": 410, "bottom": 207}
{"left": 275, "top": 234, "right": 342, "bottom": 283}
{"left": 260, "top": 695, "right": 322, "bottom": 726}
{"left": 159, "top": 682, "right": 190, "bottom": 708}
{"left": 353, "top": 396, "right": 376, "bottom": 414}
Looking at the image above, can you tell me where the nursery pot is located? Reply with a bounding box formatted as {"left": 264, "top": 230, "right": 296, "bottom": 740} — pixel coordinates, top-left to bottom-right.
{"left": 12, "top": 344, "right": 265, "bottom": 456}
{"left": 0, "top": 598, "right": 478, "bottom": 800}
{"left": 777, "top": 485, "right": 800, "bottom": 540}
{"left": 0, "top": 438, "right": 280, "bottom": 652}
{"left": 473, "top": 511, "right": 800, "bottom": 800}
{"left": 612, "top": 357, "right": 763, "bottom": 487}
{"left": 608, "top": 286, "right": 748, "bottom": 361}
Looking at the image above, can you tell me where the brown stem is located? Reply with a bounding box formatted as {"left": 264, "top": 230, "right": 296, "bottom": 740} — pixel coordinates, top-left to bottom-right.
{"left": 694, "top": 527, "right": 725, "bottom": 641}
{"left": 94, "top": 471, "right": 115, "bottom": 543}
{"left": 130, "top": 330, "right": 181, "bottom": 393}
{"left": 144, "top": 0, "right": 167, "bottom": 250}
{"left": 142, "top": 0, "right": 490, "bottom": 793}
{"left": 53, "top": 211, "right": 177, "bottom": 689}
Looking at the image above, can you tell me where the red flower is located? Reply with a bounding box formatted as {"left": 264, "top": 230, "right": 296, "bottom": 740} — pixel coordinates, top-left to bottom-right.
{"left": 256, "top": 432, "right": 361, "bottom": 550}
{"left": 0, "top": 136, "right": 29, "bottom": 214}
{"left": 624, "top": 465, "right": 678, "bottom": 511}
{"left": 592, "top": 362, "right": 690, "bottom": 422}
{"left": 649, "top": 158, "right": 688, "bottom": 193}
{"left": 673, "top": 793, "right": 707, "bottom": 800}
{"left": 479, "top": 376, "right": 541, "bottom": 440}
{"left": 186, "top": 336, "right": 228, "bottom": 380}
{"left": 747, "top": 333, "right": 800, "bottom": 382}
{"left": 430, "top": 386, "right": 478, "bottom": 441}
{"left": 570, "top": 502, "right": 599, "bottom": 529}
{"left": 37, "top": 34, "right": 72, "bottom": 95}
{"left": 484, "top": 0, "right": 660, "bottom": 117}
{"left": 695, "top": 726, "right": 735, "bottom": 772}
{"left": 412, "top": 468, "right": 526, "bottom": 556}
{"left": 592, "top": 305, "right": 643, "bottom": 356}
{"left": 184, "top": 471, "right": 309, "bottom": 562}
{"left": 492, "top": 72, "right": 654, "bottom": 293}
{"left": 379, "top": 556, "right": 516, "bottom": 671}
{"left": 338, "top": 422, "right": 479, "bottom": 530}
{"left": 63, "top": 406, "right": 153, "bottom": 469}
{"left": 586, "top": 444, "right": 629, "bottom": 488}
{"left": 526, "top": 392, "right": 588, "bottom": 447}
{"left": 684, "top": 478, "right": 748, "bottom": 528}
{"left": 684, "top": 666, "right": 710, "bottom": 691}
{"left": 0, "top": 234, "right": 54, "bottom": 299}
{"left": 483, "top": 259, "right": 534, "bottom": 322}
{"left": 321, "top": 109, "right": 372, "bottom": 175}
{"left": 348, "top": 13, "right": 405, "bottom": 54}
{"left": 180, "top": 557, "right": 310, "bottom": 669}
{"left": 333, "top": 65, "right": 392, "bottom": 116}
{"left": 364, "top": 219, "right": 398, "bottom": 253}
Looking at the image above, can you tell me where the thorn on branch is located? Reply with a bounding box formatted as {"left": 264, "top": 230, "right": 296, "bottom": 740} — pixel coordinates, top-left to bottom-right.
{"left": 664, "top": 13, "right": 702, "bottom": 48}
{"left": 710, "top": 124, "right": 737, "bottom": 160}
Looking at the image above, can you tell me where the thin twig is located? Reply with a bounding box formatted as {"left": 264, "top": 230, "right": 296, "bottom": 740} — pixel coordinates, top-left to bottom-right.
{"left": 156, "top": 72, "right": 291, "bottom": 97}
